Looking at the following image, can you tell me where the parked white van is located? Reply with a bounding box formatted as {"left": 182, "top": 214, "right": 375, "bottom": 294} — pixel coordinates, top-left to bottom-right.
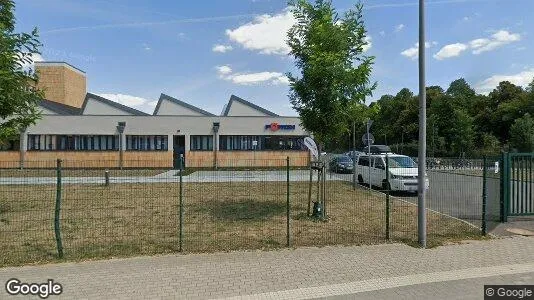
{"left": 356, "top": 153, "right": 430, "bottom": 192}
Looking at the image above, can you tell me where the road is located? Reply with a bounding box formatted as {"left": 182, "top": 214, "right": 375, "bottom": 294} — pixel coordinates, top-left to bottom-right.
{"left": 329, "top": 170, "right": 502, "bottom": 227}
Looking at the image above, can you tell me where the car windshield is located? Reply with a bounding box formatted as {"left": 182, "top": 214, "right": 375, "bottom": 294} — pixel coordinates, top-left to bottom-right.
{"left": 337, "top": 156, "right": 352, "bottom": 163}
{"left": 388, "top": 156, "right": 417, "bottom": 168}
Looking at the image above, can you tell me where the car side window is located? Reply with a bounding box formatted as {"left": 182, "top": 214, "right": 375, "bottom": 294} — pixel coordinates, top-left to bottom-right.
{"left": 374, "top": 158, "right": 385, "bottom": 169}
{"left": 358, "top": 156, "right": 368, "bottom": 166}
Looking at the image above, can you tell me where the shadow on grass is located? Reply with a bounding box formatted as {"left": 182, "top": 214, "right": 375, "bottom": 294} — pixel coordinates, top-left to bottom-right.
{"left": 193, "top": 199, "right": 286, "bottom": 221}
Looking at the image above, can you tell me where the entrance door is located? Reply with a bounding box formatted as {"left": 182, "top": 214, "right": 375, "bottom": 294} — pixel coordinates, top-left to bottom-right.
{"left": 173, "top": 135, "right": 185, "bottom": 169}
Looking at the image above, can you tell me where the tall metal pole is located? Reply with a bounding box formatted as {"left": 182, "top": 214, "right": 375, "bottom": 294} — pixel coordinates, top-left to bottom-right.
{"left": 352, "top": 121, "right": 356, "bottom": 190}
{"left": 417, "top": 0, "right": 427, "bottom": 248}
{"left": 367, "top": 121, "right": 371, "bottom": 191}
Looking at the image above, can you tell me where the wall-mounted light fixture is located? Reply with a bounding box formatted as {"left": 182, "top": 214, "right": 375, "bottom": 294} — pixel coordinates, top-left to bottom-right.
{"left": 117, "top": 121, "right": 126, "bottom": 134}
{"left": 212, "top": 122, "right": 220, "bottom": 133}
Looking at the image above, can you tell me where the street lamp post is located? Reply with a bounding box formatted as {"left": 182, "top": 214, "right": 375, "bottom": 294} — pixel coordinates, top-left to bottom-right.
{"left": 418, "top": 0, "right": 427, "bottom": 248}
{"left": 116, "top": 122, "right": 126, "bottom": 170}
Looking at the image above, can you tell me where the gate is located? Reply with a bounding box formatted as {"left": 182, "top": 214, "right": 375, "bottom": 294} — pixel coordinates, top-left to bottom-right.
{"left": 502, "top": 153, "right": 534, "bottom": 219}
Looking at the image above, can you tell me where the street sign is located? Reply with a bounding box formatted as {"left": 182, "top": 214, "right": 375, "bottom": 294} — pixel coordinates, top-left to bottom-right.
{"left": 361, "top": 133, "right": 375, "bottom": 146}
{"left": 303, "top": 137, "right": 319, "bottom": 160}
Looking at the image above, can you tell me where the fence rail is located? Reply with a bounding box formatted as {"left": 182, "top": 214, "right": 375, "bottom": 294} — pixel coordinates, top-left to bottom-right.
{"left": 0, "top": 157, "right": 494, "bottom": 267}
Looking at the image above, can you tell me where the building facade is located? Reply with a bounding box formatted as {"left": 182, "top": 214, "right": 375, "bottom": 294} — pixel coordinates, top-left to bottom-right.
{"left": 1, "top": 62, "right": 310, "bottom": 168}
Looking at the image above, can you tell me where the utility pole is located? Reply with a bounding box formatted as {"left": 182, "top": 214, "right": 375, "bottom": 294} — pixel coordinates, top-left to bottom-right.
{"left": 418, "top": 0, "right": 427, "bottom": 248}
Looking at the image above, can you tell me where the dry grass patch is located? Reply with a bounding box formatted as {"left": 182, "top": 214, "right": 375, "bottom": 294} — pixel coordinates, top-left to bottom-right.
{"left": 0, "top": 180, "right": 483, "bottom": 267}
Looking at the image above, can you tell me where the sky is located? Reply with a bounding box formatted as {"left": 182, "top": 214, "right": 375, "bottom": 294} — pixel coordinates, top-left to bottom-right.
{"left": 15, "top": 0, "right": 533, "bottom": 116}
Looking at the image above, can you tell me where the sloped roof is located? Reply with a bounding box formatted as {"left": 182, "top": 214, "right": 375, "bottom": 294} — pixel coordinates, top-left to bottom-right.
{"left": 222, "top": 95, "right": 279, "bottom": 117}
{"left": 38, "top": 99, "right": 82, "bottom": 115}
{"left": 81, "top": 93, "right": 150, "bottom": 116}
{"left": 153, "top": 93, "right": 216, "bottom": 116}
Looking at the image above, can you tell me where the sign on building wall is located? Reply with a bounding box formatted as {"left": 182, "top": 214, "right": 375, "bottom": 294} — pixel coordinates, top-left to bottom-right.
{"left": 265, "top": 123, "right": 296, "bottom": 131}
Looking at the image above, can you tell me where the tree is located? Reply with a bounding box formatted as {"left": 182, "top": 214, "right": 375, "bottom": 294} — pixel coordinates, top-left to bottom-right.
{"left": 287, "top": 0, "right": 375, "bottom": 147}
{"left": 510, "top": 113, "right": 534, "bottom": 152}
{"left": 428, "top": 94, "right": 475, "bottom": 156}
{"left": 488, "top": 81, "right": 526, "bottom": 142}
{"left": 0, "top": 0, "right": 42, "bottom": 142}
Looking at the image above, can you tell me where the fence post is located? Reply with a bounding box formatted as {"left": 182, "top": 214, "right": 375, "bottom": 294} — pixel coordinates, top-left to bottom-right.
{"left": 307, "top": 163, "right": 312, "bottom": 216}
{"left": 104, "top": 170, "right": 110, "bottom": 186}
{"left": 322, "top": 165, "right": 326, "bottom": 218}
{"left": 482, "top": 155, "right": 487, "bottom": 236}
{"left": 385, "top": 154, "right": 390, "bottom": 240}
{"left": 500, "top": 152, "right": 508, "bottom": 222}
{"left": 54, "top": 159, "right": 64, "bottom": 259}
{"left": 179, "top": 154, "right": 184, "bottom": 252}
{"left": 286, "top": 157, "right": 290, "bottom": 247}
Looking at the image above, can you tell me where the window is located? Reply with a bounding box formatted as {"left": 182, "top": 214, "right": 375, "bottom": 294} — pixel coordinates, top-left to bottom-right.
{"left": 374, "top": 157, "right": 385, "bottom": 169}
{"left": 126, "top": 135, "right": 168, "bottom": 151}
{"left": 358, "top": 156, "right": 369, "bottom": 166}
{"left": 219, "top": 136, "right": 306, "bottom": 151}
{"left": 27, "top": 135, "right": 119, "bottom": 151}
{"left": 190, "top": 136, "right": 213, "bottom": 151}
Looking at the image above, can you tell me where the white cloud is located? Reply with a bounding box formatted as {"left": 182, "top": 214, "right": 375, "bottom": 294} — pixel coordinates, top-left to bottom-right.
{"left": 471, "top": 30, "right": 521, "bottom": 54}
{"left": 212, "top": 44, "right": 233, "bottom": 53}
{"left": 142, "top": 43, "right": 151, "bottom": 51}
{"left": 216, "top": 65, "right": 233, "bottom": 76}
{"left": 434, "top": 30, "right": 521, "bottom": 60}
{"left": 225, "top": 10, "right": 295, "bottom": 55}
{"left": 98, "top": 94, "right": 149, "bottom": 107}
{"left": 475, "top": 68, "right": 534, "bottom": 94}
{"left": 433, "top": 43, "right": 468, "bottom": 60}
{"left": 394, "top": 24, "right": 405, "bottom": 33}
{"left": 400, "top": 42, "right": 437, "bottom": 60}
{"left": 98, "top": 93, "right": 158, "bottom": 114}
{"left": 216, "top": 65, "right": 288, "bottom": 85}
{"left": 362, "top": 36, "right": 372, "bottom": 52}
{"left": 229, "top": 72, "right": 289, "bottom": 85}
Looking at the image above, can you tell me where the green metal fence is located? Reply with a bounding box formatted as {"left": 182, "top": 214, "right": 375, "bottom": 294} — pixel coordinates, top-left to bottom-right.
{"left": 502, "top": 153, "right": 534, "bottom": 218}
{"left": 0, "top": 157, "right": 491, "bottom": 267}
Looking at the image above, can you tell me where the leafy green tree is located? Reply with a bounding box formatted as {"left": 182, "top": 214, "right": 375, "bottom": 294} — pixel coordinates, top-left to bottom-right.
{"left": 446, "top": 78, "right": 476, "bottom": 110}
{"left": 478, "top": 133, "right": 501, "bottom": 156}
{"left": 287, "top": 0, "right": 375, "bottom": 147}
{"left": 510, "top": 113, "right": 534, "bottom": 152}
{"left": 428, "top": 94, "right": 475, "bottom": 156}
{"left": 0, "top": 0, "right": 42, "bottom": 142}
{"left": 488, "top": 81, "right": 526, "bottom": 142}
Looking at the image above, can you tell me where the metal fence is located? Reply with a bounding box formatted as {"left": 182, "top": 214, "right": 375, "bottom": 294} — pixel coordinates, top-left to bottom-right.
{"left": 0, "top": 157, "right": 495, "bottom": 267}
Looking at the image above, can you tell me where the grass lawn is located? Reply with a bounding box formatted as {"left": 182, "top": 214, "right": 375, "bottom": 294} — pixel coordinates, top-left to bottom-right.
{"left": 0, "top": 169, "right": 169, "bottom": 177}
{"left": 0, "top": 181, "right": 483, "bottom": 267}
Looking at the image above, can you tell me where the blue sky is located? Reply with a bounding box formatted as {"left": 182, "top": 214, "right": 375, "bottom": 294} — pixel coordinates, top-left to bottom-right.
{"left": 16, "top": 0, "right": 533, "bottom": 116}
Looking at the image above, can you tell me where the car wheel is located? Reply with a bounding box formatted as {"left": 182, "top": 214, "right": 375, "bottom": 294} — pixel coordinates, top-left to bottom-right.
{"left": 358, "top": 174, "right": 364, "bottom": 184}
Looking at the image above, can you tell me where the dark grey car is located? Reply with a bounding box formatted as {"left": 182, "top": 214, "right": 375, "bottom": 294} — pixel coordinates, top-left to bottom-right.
{"left": 329, "top": 155, "right": 354, "bottom": 174}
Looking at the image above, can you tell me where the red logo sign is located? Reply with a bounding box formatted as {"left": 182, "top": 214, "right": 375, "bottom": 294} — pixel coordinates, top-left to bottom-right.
{"left": 270, "top": 122, "right": 280, "bottom": 131}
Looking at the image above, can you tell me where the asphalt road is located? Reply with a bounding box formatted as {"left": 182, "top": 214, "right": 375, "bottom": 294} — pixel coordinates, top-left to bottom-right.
{"left": 329, "top": 170, "right": 502, "bottom": 226}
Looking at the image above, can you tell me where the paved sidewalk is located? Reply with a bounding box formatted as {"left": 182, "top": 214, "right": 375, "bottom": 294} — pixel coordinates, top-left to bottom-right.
{"left": 2, "top": 236, "right": 534, "bottom": 299}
